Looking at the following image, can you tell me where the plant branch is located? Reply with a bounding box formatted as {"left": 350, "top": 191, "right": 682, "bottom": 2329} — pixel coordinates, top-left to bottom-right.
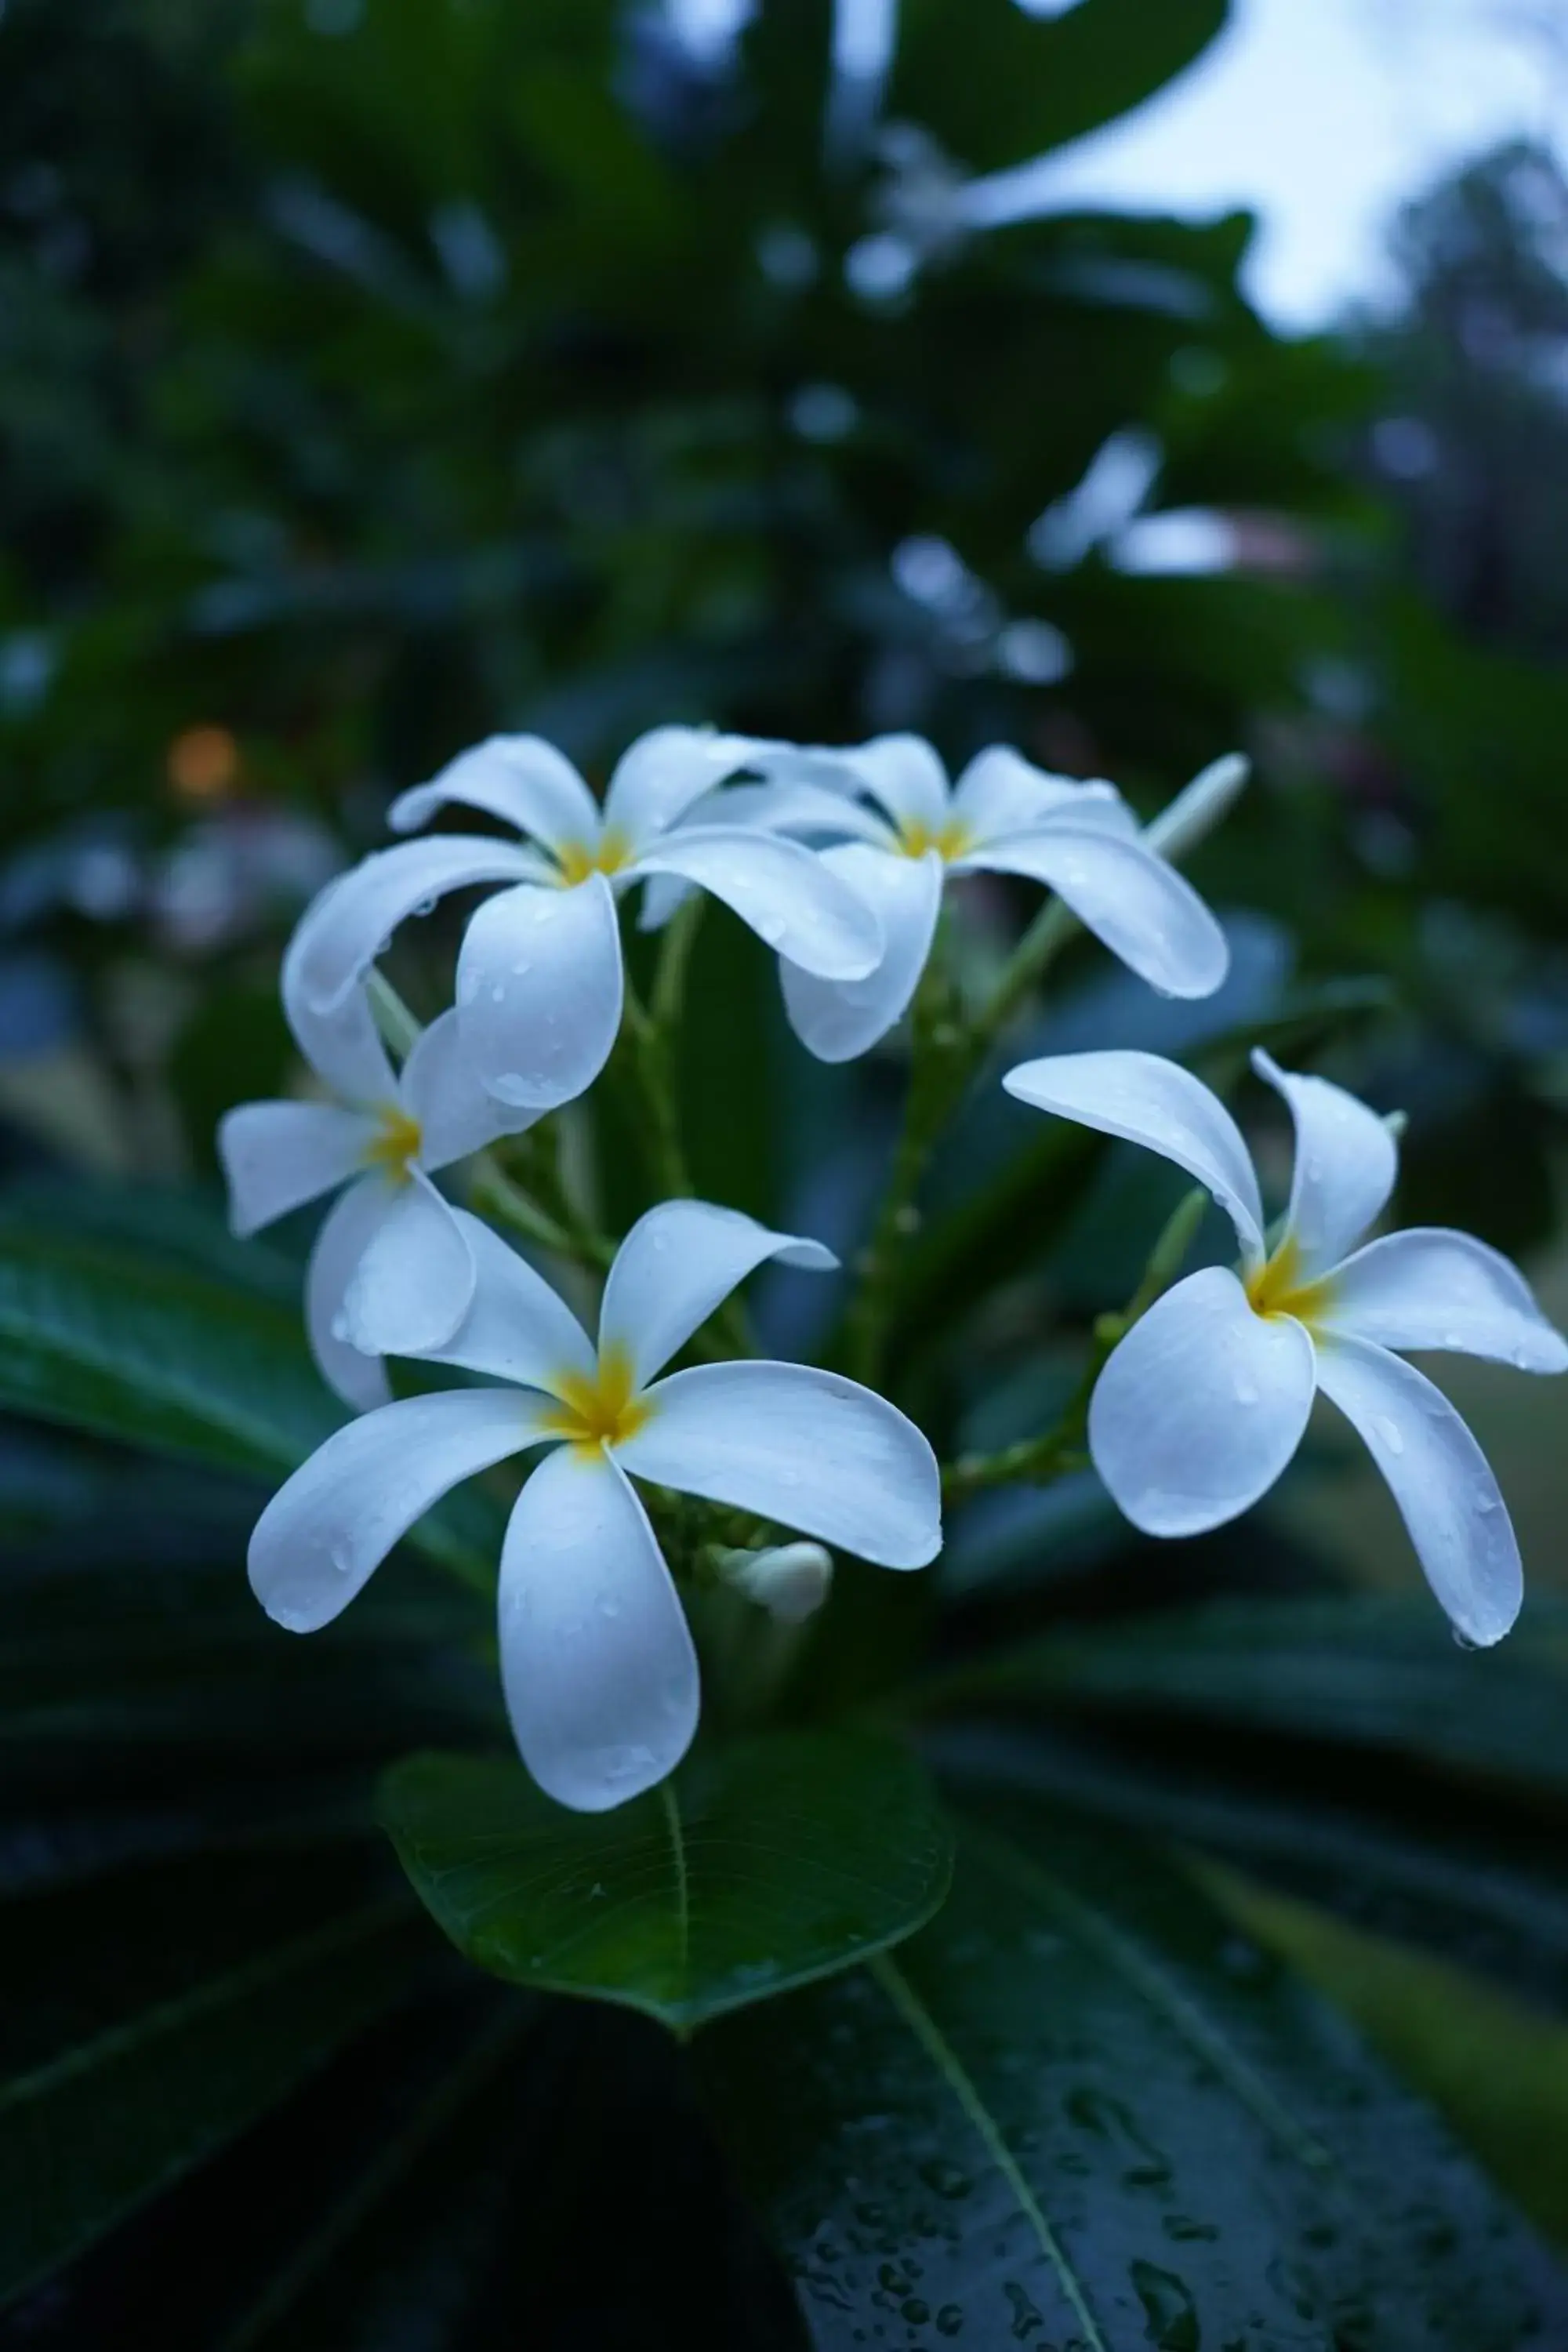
{"left": 941, "top": 1185, "right": 1208, "bottom": 1506}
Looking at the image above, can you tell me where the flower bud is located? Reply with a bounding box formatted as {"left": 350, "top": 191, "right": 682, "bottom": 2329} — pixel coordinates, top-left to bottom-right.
{"left": 719, "top": 1542, "right": 834, "bottom": 1624}
{"left": 1145, "top": 753, "right": 1248, "bottom": 864}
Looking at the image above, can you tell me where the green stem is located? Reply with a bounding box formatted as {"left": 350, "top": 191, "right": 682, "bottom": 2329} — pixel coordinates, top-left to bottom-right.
{"left": 941, "top": 1185, "right": 1207, "bottom": 1507}
{"left": 468, "top": 1159, "right": 611, "bottom": 1268}
{"left": 970, "top": 894, "right": 1078, "bottom": 1060}
{"left": 622, "top": 978, "right": 694, "bottom": 1202}
{"left": 843, "top": 944, "right": 968, "bottom": 1384}
{"left": 652, "top": 891, "right": 704, "bottom": 1029}
{"left": 365, "top": 968, "right": 424, "bottom": 1061}
{"left": 843, "top": 886, "right": 1083, "bottom": 1385}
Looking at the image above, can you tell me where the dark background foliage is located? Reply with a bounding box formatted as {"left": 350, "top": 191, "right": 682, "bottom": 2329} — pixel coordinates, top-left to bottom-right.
{"left": 5, "top": 0, "right": 1568, "bottom": 2343}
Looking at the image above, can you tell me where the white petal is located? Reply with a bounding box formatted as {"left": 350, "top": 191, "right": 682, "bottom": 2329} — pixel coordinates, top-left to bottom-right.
{"left": 340, "top": 1172, "right": 476, "bottom": 1358}
{"left": 414, "top": 1207, "right": 596, "bottom": 1395}
{"left": 498, "top": 1444, "right": 699, "bottom": 1812}
{"left": 218, "top": 1101, "right": 371, "bottom": 1237}
{"left": 289, "top": 838, "right": 548, "bottom": 1017}
{"left": 249, "top": 1388, "right": 547, "bottom": 1632}
{"left": 455, "top": 873, "right": 623, "bottom": 1110}
{"left": 618, "top": 1362, "right": 941, "bottom": 1568}
{"left": 603, "top": 726, "right": 782, "bottom": 851}
{"left": 305, "top": 1177, "right": 395, "bottom": 1412}
{"left": 826, "top": 735, "right": 950, "bottom": 829}
{"left": 600, "top": 1201, "right": 836, "bottom": 1388}
{"left": 709, "top": 778, "right": 892, "bottom": 844}
{"left": 1002, "top": 1050, "right": 1265, "bottom": 1261}
{"left": 1252, "top": 1050, "right": 1397, "bottom": 1276}
{"left": 389, "top": 735, "right": 601, "bottom": 853}
{"left": 636, "top": 873, "right": 695, "bottom": 933}
{"left": 952, "top": 746, "right": 1132, "bottom": 847}
{"left": 969, "top": 825, "right": 1229, "bottom": 1000}
{"left": 632, "top": 826, "right": 881, "bottom": 980}
{"left": 400, "top": 1008, "right": 538, "bottom": 1171}
{"left": 1321, "top": 1227, "right": 1568, "bottom": 1373}
{"left": 281, "top": 907, "right": 398, "bottom": 1104}
{"left": 1314, "top": 1334, "right": 1523, "bottom": 1646}
{"left": 779, "top": 843, "right": 943, "bottom": 1062}
{"left": 1087, "top": 1266, "right": 1316, "bottom": 1537}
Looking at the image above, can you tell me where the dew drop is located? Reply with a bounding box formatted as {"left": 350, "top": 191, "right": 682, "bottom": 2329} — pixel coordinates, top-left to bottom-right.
{"left": 1232, "top": 1369, "right": 1260, "bottom": 1406}
{"left": 490, "top": 983, "right": 506, "bottom": 1004}
{"left": 1374, "top": 1414, "right": 1406, "bottom": 1457}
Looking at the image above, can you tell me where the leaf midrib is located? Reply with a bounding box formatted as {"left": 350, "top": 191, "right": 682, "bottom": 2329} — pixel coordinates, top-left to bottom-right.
{"left": 867, "top": 1948, "right": 1109, "bottom": 2352}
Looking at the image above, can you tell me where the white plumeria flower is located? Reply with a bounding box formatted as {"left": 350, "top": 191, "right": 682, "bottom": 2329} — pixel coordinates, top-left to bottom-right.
{"left": 729, "top": 735, "right": 1232, "bottom": 1062}
{"left": 249, "top": 1200, "right": 942, "bottom": 1810}
{"left": 219, "top": 923, "right": 535, "bottom": 1411}
{"left": 285, "top": 727, "right": 884, "bottom": 1115}
{"left": 1003, "top": 1047, "right": 1568, "bottom": 1646}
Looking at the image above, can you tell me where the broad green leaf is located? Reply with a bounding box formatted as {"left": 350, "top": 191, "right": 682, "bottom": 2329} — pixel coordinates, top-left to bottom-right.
{"left": 0, "top": 1849, "right": 429, "bottom": 2306}
{"left": 889, "top": 0, "right": 1229, "bottom": 175}
{"left": 700, "top": 1798, "right": 1568, "bottom": 2347}
{"left": 0, "top": 1212, "right": 500, "bottom": 1592}
{"left": 922, "top": 1592, "right": 1568, "bottom": 1795}
{"left": 379, "top": 1730, "right": 954, "bottom": 2031}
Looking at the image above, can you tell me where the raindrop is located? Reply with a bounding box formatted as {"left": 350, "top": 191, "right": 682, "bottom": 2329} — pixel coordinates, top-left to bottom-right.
{"left": 1232, "top": 1369, "right": 1260, "bottom": 1406}
{"left": 1374, "top": 1414, "right": 1406, "bottom": 1457}
{"left": 412, "top": 895, "right": 437, "bottom": 917}
{"left": 511, "top": 959, "right": 533, "bottom": 978}
{"left": 490, "top": 984, "right": 506, "bottom": 1004}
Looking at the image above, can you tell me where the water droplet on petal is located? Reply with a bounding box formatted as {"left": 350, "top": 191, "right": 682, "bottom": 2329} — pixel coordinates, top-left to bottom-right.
{"left": 1374, "top": 1414, "right": 1406, "bottom": 1457}
{"left": 1232, "top": 1369, "right": 1260, "bottom": 1406}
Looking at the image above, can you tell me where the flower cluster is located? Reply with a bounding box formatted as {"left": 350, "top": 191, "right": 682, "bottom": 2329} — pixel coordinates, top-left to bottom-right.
{"left": 228, "top": 724, "right": 1566, "bottom": 1810}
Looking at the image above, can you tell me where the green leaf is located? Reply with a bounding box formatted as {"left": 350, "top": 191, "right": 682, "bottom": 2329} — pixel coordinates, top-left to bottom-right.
{"left": 889, "top": 0, "right": 1229, "bottom": 175}
{"left": 931, "top": 1721, "right": 1568, "bottom": 2023}
{"left": 699, "top": 1798, "right": 1568, "bottom": 2347}
{"left": 924, "top": 1592, "right": 1568, "bottom": 1797}
{"left": 1210, "top": 1866, "right": 1568, "bottom": 2251}
{"left": 0, "top": 1850, "right": 429, "bottom": 2306}
{"left": 0, "top": 1210, "right": 500, "bottom": 1591}
{"left": 379, "top": 1730, "right": 954, "bottom": 2032}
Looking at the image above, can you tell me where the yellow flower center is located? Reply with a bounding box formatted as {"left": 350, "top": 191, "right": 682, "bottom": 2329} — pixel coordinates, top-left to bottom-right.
{"left": 539, "top": 1344, "right": 655, "bottom": 1453}
{"left": 897, "top": 814, "right": 973, "bottom": 862}
{"left": 1244, "top": 1234, "right": 1334, "bottom": 1329}
{"left": 554, "top": 830, "right": 633, "bottom": 887}
{"left": 361, "top": 1105, "right": 423, "bottom": 1185}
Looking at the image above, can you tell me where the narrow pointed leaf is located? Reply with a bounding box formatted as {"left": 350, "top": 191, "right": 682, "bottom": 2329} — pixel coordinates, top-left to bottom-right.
{"left": 0, "top": 1215, "right": 499, "bottom": 1589}
{"left": 926, "top": 1593, "right": 1568, "bottom": 1796}
{"left": 0, "top": 1852, "right": 429, "bottom": 2306}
